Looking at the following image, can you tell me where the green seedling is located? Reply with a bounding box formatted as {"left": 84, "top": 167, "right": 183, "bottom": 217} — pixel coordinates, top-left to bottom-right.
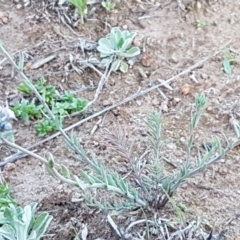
{"left": 51, "top": 93, "right": 88, "bottom": 116}
{"left": 68, "top": 0, "right": 87, "bottom": 24}
{"left": 17, "top": 83, "right": 32, "bottom": 95}
{"left": 101, "top": 1, "right": 115, "bottom": 11}
{"left": 222, "top": 59, "right": 232, "bottom": 74}
{"left": 18, "top": 79, "right": 57, "bottom": 104}
{"left": 196, "top": 20, "right": 206, "bottom": 28}
{"left": 59, "top": 92, "right": 88, "bottom": 113}
{"left": 13, "top": 80, "right": 88, "bottom": 137}
{"left": 35, "top": 79, "right": 57, "bottom": 104}
{"left": 222, "top": 48, "right": 237, "bottom": 74}
{"left": 35, "top": 119, "right": 60, "bottom": 137}
{"left": 0, "top": 183, "right": 17, "bottom": 224}
{"left": 97, "top": 27, "right": 140, "bottom": 73}
{"left": 12, "top": 99, "right": 43, "bottom": 122}
{"left": 51, "top": 102, "right": 69, "bottom": 116}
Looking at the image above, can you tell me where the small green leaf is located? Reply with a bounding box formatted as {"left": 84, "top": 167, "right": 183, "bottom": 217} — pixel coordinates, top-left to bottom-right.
{"left": 116, "top": 37, "right": 124, "bottom": 49}
{"left": 18, "top": 83, "right": 32, "bottom": 95}
{"left": 111, "top": 59, "right": 121, "bottom": 72}
{"left": 121, "top": 38, "right": 133, "bottom": 51}
{"left": 111, "top": 27, "right": 122, "bottom": 46}
{"left": 31, "top": 212, "right": 53, "bottom": 240}
{"left": 61, "top": 165, "right": 71, "bottom": 179}
{"left": 222, "top": 59, "right": 232, "bottom": 74}
{"left": 18, "top": 53, "right": 24, "bottom": 72}
{"left": 74, "top": 175, "right": 86, "bottom": 190}
{"left": 119, "top": 47, "right": 141, "bottom": 58}
{"left": 100, "top": 58, "right": 112, "bottom": 68}
{"left": 45, "top": 164, "right": 55, "bottom": 177}
{"left": 120, "top": 61, "right": 128, "bottom": 73}
{"left": 98, "top": 38, "right": 114, "bottom": 55}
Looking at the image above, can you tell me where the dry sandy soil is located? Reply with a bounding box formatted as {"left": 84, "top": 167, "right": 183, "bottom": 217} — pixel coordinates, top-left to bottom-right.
{"left": 1, "top": 0, "right": 240, "bottom": 239}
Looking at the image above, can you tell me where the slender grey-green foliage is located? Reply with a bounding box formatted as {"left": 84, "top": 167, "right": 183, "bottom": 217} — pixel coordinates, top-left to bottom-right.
{"left": 0, "top": 203, "right": 52, "bottom": 240}
{"left": 1, "top": 42, "right": 240, "bottom": 211}
{"left": 147, "top": 111, "right": 164, "bottom": 185}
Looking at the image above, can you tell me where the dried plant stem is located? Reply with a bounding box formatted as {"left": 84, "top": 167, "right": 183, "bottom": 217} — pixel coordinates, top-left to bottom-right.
{"left": 82, "top": 64, "right": 112, "bottom": 111}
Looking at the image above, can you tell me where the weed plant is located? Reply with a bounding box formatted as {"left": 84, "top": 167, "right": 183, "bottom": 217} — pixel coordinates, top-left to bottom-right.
{"left": 97, "top": 27, "right": 140, "bottom": 73}
{"left": 0, "top": 183, "right": 52, "bottom": 240}
{"left": 5, "top": 91, "right": 240, "bottom": 212}
{"left": 12, "top": 80, "right": 88, "bottom": 136}
{"left": 101, "top": 1, "right": 115, "bottom": 11}
{"left": 221, "top": 48, "right": 237, "bottom": 74}
{"left": 1, "top": 51, "right": 240, "bottom": 210}
{"left": 68, "top": 0, "right": 87, "bottom": 24}
{"left": 0, "top": 203, "right": 52, "bottom": 240}
{"left": 0, "top": 183, "right": 16, "bottom": 221}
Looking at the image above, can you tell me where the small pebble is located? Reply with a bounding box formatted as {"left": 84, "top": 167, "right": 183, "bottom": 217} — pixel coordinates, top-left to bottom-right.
{"left": 152, "top": 98, "right": 160, "bottom": 106}
{"left": 172, "top": 97, "right": 181, "bottom": 106}
{"left": 169, "top": 54, "right": 179, "bottom": 64}
{"left": 217, "top": 166, "right": 228, "bottom": 176}
{"left": 112, "top": 108, "right": 120, "bottom": 116}
{"left": 133, "top": 36, "right": 142, "bottom": 48}
{"left": 166, "top": 143, "right": 177, "bottom": 150}
{"left": 109, "top": 78, "right": 116, "bottom": 86}
{"left": 141, "top": 54, "right": 153, "bottom": 67}
{"left": 139, "top": 130, "right": 147, "bottom": 136}
{"left": 16, "top": 4, "right": 23, "bottom": 9}
{"left": 102, "top": 99, "right": 111, "bottom": 107}
{"left": 181, "top": 84, "right": 190, "bottom": 95}
{"left": 200, "top": 73, "right": 208, "bottom": 80}
{"left": 180, "top": 137, "right": 186, "bottom": 144}
{"left": 1, "top": 16, "right": 8, "bottom": 24}
{"left": 136, "top": 100, "right": 142, "bottom": 106}
{"left": 160, "top": 101, "right": 168, "bottom": 112}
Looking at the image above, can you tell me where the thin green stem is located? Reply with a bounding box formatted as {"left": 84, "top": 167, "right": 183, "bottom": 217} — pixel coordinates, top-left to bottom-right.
{"left": 82, "top": 183, "right": 146, "bottom": 207}
{"left": 171, "top": 138, "right": 240, "bottom": 192}
{"left": 0, "top": 137, "right": 48, "bottom": 165}
{"left": 1, "top": 137, "right": 78, "bottom": 186}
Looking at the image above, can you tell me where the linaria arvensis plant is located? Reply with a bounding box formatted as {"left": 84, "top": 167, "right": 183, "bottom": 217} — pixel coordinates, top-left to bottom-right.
{"left": 42, "top": 94, "right": 239, "bottom": 210}
{"left": 1, "top": 42, "right": 240, "bottom": 211}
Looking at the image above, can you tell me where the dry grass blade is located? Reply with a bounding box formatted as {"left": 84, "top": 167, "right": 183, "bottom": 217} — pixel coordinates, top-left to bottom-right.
{"left": 103, "top": 127, "right": 137, "bottom": 163}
